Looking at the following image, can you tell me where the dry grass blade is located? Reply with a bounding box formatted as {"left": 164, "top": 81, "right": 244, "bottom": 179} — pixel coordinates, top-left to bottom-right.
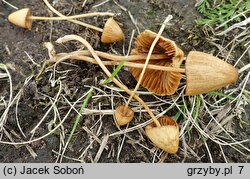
{"left": 94, "top": 135, "right": 109, "bottom": 162}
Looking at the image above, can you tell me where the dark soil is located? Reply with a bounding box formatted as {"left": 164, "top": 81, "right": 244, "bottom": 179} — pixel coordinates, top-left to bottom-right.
{"left": 0, "top": 0, "right": 249, "bottom": 163}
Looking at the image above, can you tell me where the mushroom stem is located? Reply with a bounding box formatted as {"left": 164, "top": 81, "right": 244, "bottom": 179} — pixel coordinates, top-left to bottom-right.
{"left": 55, "top": 34, "right": 161, "bottom": 127}
{"left": 67, "top": 50, "right": 172, "bottom": 62}
{"left": 28, "top": 12, "right": 115, "bottom": 20}
{"left": 124, "top": 15, "right": 172, "bottom": 126}
{"left": 49, "top": 53, "right": 185, "bottom": 73}
{"left": 96, "top": 51, "right": 172, "bottom": 62}
{"left": 42, "top": 0, "right": 103, "bottom": 32}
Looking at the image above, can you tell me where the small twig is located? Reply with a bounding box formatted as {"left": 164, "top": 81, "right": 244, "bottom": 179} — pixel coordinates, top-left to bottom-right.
{"left": 30, "top": 80, "right": 62, "bottom": 134}
{"left": 93, "top": 135, "right": 109, "bottom": 162}
{"left": 215, "top": 8, "right": 250, "bottom": 30}
{"left": 203, "top": 138, "right": 213, "bottom": 163}
{"left": 82, "top": 0, "right": 88, "bottom": 8}
{"left": 239, "top": 63, "right": 250, "bottom": 73}
{"left": 112, "top": 0, "right": 127, "bottom": 11}
{"left": 92, "top": 0, "right": 110, "bottom": 8}
{"left": 128, "top": 11, "right": 140, "bottom": 34}
{"left": 42, "top": 0, "right": 103, "bottom": 32}
{"left": 1, "top": 0, "right": 18, "bottom": 9}
{"left": 216, "top": 17, "right": 250, "bottom": 36}
{"left": 234, "top": 44, "right": 250, "bottom": 67}
{"left": 29, "top": 12, "right": 115, "bottom": 20}
{"left": 0, "top": 64, "right": 13, "bottom": 131}
{"left": 24, "top": 51, "right": 41, "bottom": 67}
{"left": 59, "top": 88, "right": 93, "bottom": 162}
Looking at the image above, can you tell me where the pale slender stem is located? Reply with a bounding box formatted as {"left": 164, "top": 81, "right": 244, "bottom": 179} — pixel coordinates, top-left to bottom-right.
{"left": 125, "top": 15, "right": 173, "bottom": 126}
{"left": 28, "top": 12, "right": 114, "bottom": 20}
{"left": 49, "top": 53, "right": 185, "bottom": 73}
{"left": 56, "top": 35, "right": 160, "bottom": 127}
{"left": 71, "top": 50, "right": 172, "bottom": 62}
{"left": 98, "top": 52, "right": 170, "bottom": 61}
{"left": 42, "top": 0, "right": 103, "bottom": 32}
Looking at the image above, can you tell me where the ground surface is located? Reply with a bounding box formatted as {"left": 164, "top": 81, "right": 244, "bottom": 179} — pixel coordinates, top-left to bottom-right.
{"left": 0, "top": 0, "right": 249, "bottom": 163}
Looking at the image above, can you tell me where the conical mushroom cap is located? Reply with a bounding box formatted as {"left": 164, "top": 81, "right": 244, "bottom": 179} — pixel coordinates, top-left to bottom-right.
{"left": 145, "top": 116, "right": 179, "bottom": 153}
{"left": 130, "top": 30, "right": 184, "bottom": 96}
{"left": 185, "top": 51, "right": 239, "bottom": 96}
{"left": 101, "top": 18, "right": 124, "bottom": 43}
{"left": 114, "top": 105, "right": 134, "bottom": 126}
{"left": 8, "top": 8, "right": 32, "bottom": 29}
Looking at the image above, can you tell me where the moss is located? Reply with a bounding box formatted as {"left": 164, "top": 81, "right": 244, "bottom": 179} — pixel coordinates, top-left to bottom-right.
{"left": 196, "top": 0, "right": 250, "bottom": 26}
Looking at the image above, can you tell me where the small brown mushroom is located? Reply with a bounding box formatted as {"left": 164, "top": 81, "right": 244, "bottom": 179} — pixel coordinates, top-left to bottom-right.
{"left": 130, "top": 30, "right": 184, "bottom": 96}
{"left": 185, "top": 51, "right": 239, "bottom": 96}
{"left": 8, "top": 8, "right": 32, "bottom": 29}
{"left": 114, "top": 105, "right": 134, "bottom": 126}
{"left": 145, "top": 116, "right": 179, "bottom": 153}
{"left": 7, "top": 8, "right": 123, "bottom": 44}
{"left": 101, "top": 18, "right": 124, "bottom": 43}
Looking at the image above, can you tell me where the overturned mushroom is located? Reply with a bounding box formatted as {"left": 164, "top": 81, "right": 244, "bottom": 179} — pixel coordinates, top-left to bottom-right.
{"left": 114, "top": 105, "right": 134, "bottom": 126}
{"left": 145, "top": 116, "right": 179, "bottom": 153}
{"left": 129, "top": 30, "right": 238, "bottom": 96}
{"left": 130, "top": 30, "right": 184, "bottom": 96}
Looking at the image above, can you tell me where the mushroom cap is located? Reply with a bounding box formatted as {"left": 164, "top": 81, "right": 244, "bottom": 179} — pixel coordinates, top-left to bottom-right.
{"left": 101, "top": 18, "right": 124, "bottom": 43}
{"left": 130, "top": 30, "right": 184, "bottom": 96}
{"left": 8, "top": 8, "right": 32, "bottom": 29}
{"left": 114, "top": 105, "right": 134, "bottom": 126}
{"left": 145, "top": 116, "right": 179, "bottom": 153}
{"left": 185, "top": 51, "right": 239, "bottom": 96}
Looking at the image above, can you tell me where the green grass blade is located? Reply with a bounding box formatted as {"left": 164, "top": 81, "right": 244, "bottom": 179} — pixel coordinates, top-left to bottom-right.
{"left": 65, "top": 88, "right": 93, "bottom": 150}
{"left": 173, "top": 108, "right": 182, "bottom": 121}
{"left": 193, "top": 96, "right": 201, "bottom": 122}
{"left": 102, "top": 59, "right": 125, "bottom": 85}
{"left": 0, "top": 63, "right": 6, "bottom": 68}
{"left": 208, "top": 91, "right": 235, "bottom": 100}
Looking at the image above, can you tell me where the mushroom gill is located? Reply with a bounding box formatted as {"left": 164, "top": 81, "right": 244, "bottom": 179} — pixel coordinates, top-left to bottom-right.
{"left": 130, "top": 30, "right": 184, "bottom": 96}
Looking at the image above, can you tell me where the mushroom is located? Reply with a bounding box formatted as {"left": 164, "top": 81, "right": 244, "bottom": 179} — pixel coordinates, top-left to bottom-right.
{"left": 145, "top": 116, "right": 179, "bottom": 153}
{"left": 114, "top": 105, "right": 134, "bottom": 126}
{"left": 8, "top": 7, "right": 124, "bottom": 43}
{"left": 130, "top": 30, "right": 184, "bottom": 96}
{"left": 101, "top": 18, "right": 124, "bottom": 43}
{"left": 7, "top": 8, "right": 33, "bottom": 29}
{"left": 185, "top": 51, "right": 239, "bottom": 95}
{"left": 48, "top": 31, "right": 238, "bottom": 96}
{"left": 129, "top": 30, "right": 238, "bottom": 96}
